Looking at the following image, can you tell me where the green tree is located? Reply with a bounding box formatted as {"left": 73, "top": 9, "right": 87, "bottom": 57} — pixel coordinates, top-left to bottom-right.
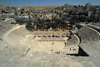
{"left": 25, "top": 22, "right": 33, "bottom": 28}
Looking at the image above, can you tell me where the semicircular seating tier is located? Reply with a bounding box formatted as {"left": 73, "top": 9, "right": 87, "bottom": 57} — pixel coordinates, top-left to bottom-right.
{"left": 6, "top": 26, "right": 30, "bottom": 45}
{"left": 0, "top": 22, "right": 30, "bottom": 45}
{"left": 87, "top": 24, "right": 100, "bottom": 33}
{"left": 1, "top": 22, "right": 100, "bottom": 67}
{"left": 76, "top": 26, "right": 100, "bottom": 59}
{"left": 66, "top": 34, "right": 79, "bottom": 46}
{"left": 76, "top": 27, "right": 100, "bottom": 45}
{"left": 0, "top": 22, "right": 16, "bottom": 39}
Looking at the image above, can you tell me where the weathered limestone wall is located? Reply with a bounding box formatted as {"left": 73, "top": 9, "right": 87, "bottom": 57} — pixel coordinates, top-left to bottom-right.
{"left": 33, "top": 31, "right": 70, "bottom": 38}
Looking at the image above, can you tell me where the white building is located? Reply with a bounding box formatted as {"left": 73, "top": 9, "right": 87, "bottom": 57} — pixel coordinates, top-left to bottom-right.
{"left": 4, "top": 18, "right": 16, "bottom": 23}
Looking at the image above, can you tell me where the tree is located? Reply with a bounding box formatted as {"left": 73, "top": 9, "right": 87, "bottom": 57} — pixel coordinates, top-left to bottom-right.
{"left": 46, "top": 19, "right": 51, "bottom": 22}
{"left": 25, "top": 22, "right": 33, "bottom": 28}
{"left": 70, "top": 19, "right": 77, "bottom": 25}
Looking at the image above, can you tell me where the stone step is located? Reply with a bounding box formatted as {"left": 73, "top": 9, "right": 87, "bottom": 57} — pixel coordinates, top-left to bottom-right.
{"left": 17, "top": 61, "right": 30, "bottom": 67}
{"left": 91, "top": 59, "right": 100, "bottom": 67}
{"left": 0, "top": 54, "right": 6, "bottom": 60}
{"left": 28, "top": 62, "right": 41, "bottom": 67}
{"left": 0, "top": 55, "right": 13, "bottom": 63}
{"left": 81, "top": 61, "right": 96, "bottom": 67}
{"left": 5, "top": 60, "right": 17, "bottom": 67}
